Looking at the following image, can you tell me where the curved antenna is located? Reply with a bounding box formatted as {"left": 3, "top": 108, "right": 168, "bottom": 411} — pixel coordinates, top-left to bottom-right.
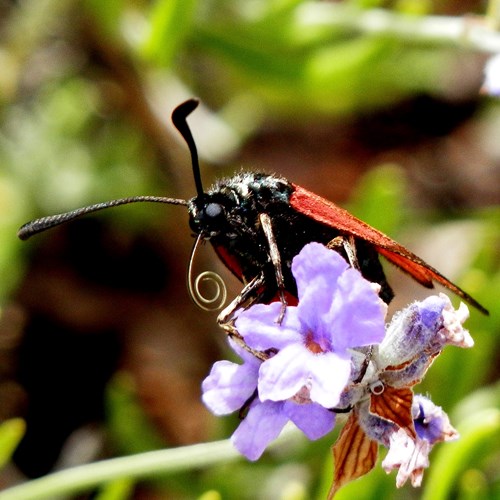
{"left": 18, "top": 99, "right": 203, "bottom": 241}
{"left": 17, "top": 196, "right": 187, "bottom": 240}
{"left": 171, "top": 99, "right": 204, "bottom": 198}
{"left": 187, "top": 234, "right": 227, "bottom": 311}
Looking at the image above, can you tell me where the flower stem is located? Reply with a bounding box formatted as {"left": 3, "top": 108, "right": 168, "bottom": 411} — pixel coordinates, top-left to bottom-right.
{"left": 296, "top": 3, "right": 500, "bottom": 53}
{"left": 0, "top": 425, "right": 299, "bottom": 500}
{"left": 0, "top": 439, "right": 240, "bottom": 500}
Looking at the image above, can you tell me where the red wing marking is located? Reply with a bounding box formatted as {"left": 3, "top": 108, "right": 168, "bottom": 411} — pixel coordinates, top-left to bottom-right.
{"left": 290, "top": 184, "right": 488, "bottom": 314}
{"left": 213, "top": 244, "right": 244, "bottom": 283}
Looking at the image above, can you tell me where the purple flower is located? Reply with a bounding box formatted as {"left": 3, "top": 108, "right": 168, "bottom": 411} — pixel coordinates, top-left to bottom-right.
{"left": 202, "top": 339, "right": 335, "bottom": 460}
{"left": 202, "top": 242, "right": 387, "bottom": 460}
{"left": 382, "top": 427, "right": 430, "bottom": 487}
{"left": 236, "top": 243, "right": 387, "bottom": 409}
{"left": 412, "top": 394, "right": 459, "bottom": 445}
{"left": 202, "top": 340, "right": 260, "bottom": 416}
{"left": 339, "top": 295, "right": 471, "bottom": 440}
{"left": 352, "top": 394, "right": 458, "bottom": 488}
{"left": 202, "top": 240, "right": 472, "bottom": 482}
{"left": 381, "top": 395, "right": 458, "bottom": 487}
{"left": 330, "top": 296, "right": 469, "bottom": 492}
{"left": 376, "top": 294, "right": 472, "bottom": 389}
{"left": 231, "top": 398, "right": 335, "bottom": 460}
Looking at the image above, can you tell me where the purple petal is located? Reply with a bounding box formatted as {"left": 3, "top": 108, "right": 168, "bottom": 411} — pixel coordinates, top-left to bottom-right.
{"left": 258, "top": 343, "right": 311, "bottom": 402}
{"left": 231, "top": 400, "right": 288, "bottom": 461}
{"left": 379, "top": 303, "right": 431, "bottom": 368}
{"left": 202, "top": 359, "right": 259, "bottom": 415}
{"left": 413, "top": 394, "right": 458, "bottom": 444}
{"left": 283, "top": 401, "right": 336, "bottom": 439}
{"left": 439, "top": 296, "right": 473, "bottom": 348}
{"left": 307, "top": 351, "right": 352, "bottom": 408}
{"left": 416, "top": 295, "right": 446, "bottom": 329}
{"left": 292, "top": 243, "right": 348, "bottom": 302}
{"left": 258, "top": 344, "right": 352, "bottom": 409}
{"left": 378, "top": 294, "right": 471, "bottom": 370}
{"left": 326, "top": 268, "right": 386, "bottom": 351}
{"left": 295, "top": 278, "right": 336, "bottom": 346}
{"left": 382, "top": 428, "right": 430, "bottom": 488}
{"left": 235, "top": 303, "right": 303, "bottom": 351}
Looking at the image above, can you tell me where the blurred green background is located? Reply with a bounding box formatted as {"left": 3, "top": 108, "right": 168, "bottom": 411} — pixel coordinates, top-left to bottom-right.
{"left": 0, "top": 0, "right": 498, "bottom": 499}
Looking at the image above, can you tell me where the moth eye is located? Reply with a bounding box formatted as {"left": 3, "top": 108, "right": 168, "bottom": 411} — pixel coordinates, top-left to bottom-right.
{"left": 205, "top": 202, "right": 224, "bottom": 219}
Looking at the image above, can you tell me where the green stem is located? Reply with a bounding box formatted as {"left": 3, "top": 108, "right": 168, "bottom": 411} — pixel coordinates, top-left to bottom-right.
{"left": 0, "top": 426, "right": 298, "bottom": 500}
{"left": 0, "top": 439, "right": 241, "bottom": 500}
{"left": 486, "top": 0, "right": 500, "bottom": 29}
{"left": 295, "top": 2, "right": 500, "bottom": 53}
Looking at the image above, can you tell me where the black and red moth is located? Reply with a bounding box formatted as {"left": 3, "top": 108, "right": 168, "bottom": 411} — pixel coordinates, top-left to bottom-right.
{"left": 18, "top": 99, "right": 488, "bottom": 318}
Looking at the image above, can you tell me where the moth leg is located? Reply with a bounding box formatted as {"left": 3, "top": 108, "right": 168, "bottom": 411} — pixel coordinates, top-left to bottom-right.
{"left": 352, "top": 345, "right": 373, "bottom": 384}
{"left": 217, "top": 274, "right": 265, "bottom": 326}
{"left": 327, "top": 235, "right": 359, "bottom": 270}
{"left": 217, "top": 274, "right": 269, "bottom": 362}
{"left": 238, "top": 388, "right": 258, "bottom": 419}
{"left": 259, "top": 212, "right": 287, "bottom": 323}
{"left": 329, "top": 237, "right": 395, "bottom": 304}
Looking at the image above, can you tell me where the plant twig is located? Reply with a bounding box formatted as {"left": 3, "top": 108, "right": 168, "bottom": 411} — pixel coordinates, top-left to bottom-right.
{"left": 0, "top": 440, "right": 238, "bottom": 500}
{"left": 0, "top": 426, "right": 299, "bottom": 500}
{"left": 296, "top": 3, "right": 500, "bottom": 53}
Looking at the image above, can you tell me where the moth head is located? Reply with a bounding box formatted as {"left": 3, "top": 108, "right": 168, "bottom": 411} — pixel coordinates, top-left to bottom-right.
{"left": 188, "top": 194, "right": 232, "bottom": 238}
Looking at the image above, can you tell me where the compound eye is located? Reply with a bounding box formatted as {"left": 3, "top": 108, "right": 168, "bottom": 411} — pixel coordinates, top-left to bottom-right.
{"left": 205, "top": 202, "right": 224, "bottom": 219}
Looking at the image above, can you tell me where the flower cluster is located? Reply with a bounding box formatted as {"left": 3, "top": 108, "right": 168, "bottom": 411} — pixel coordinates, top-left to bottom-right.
{"left": 201, "top": 243, "right": 472, "bottom": 494}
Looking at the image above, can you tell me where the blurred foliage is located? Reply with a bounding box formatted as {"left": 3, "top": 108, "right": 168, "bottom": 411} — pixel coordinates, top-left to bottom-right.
{"left": 106, "top": 373, "right": 166, "bottom": 456}
{"left": 94, "top": 478, "right": 134, "bottom": 500}
{"left": 0, "top": 419, "right": 25, "bottom": 470}
{"left": 0, "top": 0, "right": 498, "bottom": 499}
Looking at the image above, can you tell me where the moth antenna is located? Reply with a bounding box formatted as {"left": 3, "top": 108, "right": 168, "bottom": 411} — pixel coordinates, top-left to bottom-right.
{"left": 187, "top": 234, "right": 227, "bottom": 311}
{"left": 171, "top": 99, "right": 204, "bottom": 199}
{"left": 17, "top": 196, "right": 188, "bottom": 240}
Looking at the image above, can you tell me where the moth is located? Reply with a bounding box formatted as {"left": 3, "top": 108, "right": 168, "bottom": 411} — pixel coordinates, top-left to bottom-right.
{"left": 18, "top": 99, "right": 488, "bottom": 324}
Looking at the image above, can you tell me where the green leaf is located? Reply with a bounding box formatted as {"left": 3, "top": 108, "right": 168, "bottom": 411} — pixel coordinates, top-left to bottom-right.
{"left": 106, "top": 373, "right": 165, "bottom": 456}
{"left": 95, "top": 478, "right": 134, "bottom": 500}
{"left": 347, "top": 163, "right": 407, "bottom": 235}
{"left": 142, "top": 0, "right": 198, "bottom": 67}
{"left": 422, "top": 407, "right": 500, "bottom": 500}
{"left": 84, "top": 0, "right": 125, "bottom": 37}
{"left": 193, "top": 24, "right": 304, "bottom": 86}
{"left": 0, "top": 419, "right": 25, "bottom": 469}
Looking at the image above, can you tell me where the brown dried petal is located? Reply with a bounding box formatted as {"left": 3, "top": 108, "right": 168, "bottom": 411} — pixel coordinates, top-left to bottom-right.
{"left": 370, "top": 385, "right": 416, "bottom": 439}
{"left": 328, "top": 412, "right": 378, "bottom": 499}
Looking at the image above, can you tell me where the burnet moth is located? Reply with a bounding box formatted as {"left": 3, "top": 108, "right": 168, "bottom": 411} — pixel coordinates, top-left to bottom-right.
{"left": 18, "top": 98, "right": 489, "bottom": 325}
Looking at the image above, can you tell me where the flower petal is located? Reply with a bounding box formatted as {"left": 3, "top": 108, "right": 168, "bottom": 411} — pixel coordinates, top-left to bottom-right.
{"left": 258, "top": 344, "right": 352, "bottom": 409}
{"left": 378, "top": 294, "right": 472, "bottom": 370}
{"left": 413, "top": 394, "right": 458, "bottom": 444}
{"left": 327, "top": 268, "right": 387, "bottom": 351}
{"left": 258, "top": 343, "right": 311, "bottom": 402}
{"left": 235, "top": 303, "right": 303, "bottom": 350}
{"left": 292, "top": 243, "right": 348, "bottom": 302}
{"left": 202, "top": 359, "right": 259, "bottom": 415}
{"left": 283, "top": 400, "right": 336, "bottom": 439}
{"left": 382, "top": 428, "right": 430, "bottom": 488}
{"left": 231, "top": 400, "right": 288, "bottom": 461}
{"left": 295, "top": 278, "right": 336, "bottom": 345}
{"left": 308, "top": 351, "right": 352, "bottom": 408}
{"left": 439, "top": 295, "right": 473, "bottom": 348}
